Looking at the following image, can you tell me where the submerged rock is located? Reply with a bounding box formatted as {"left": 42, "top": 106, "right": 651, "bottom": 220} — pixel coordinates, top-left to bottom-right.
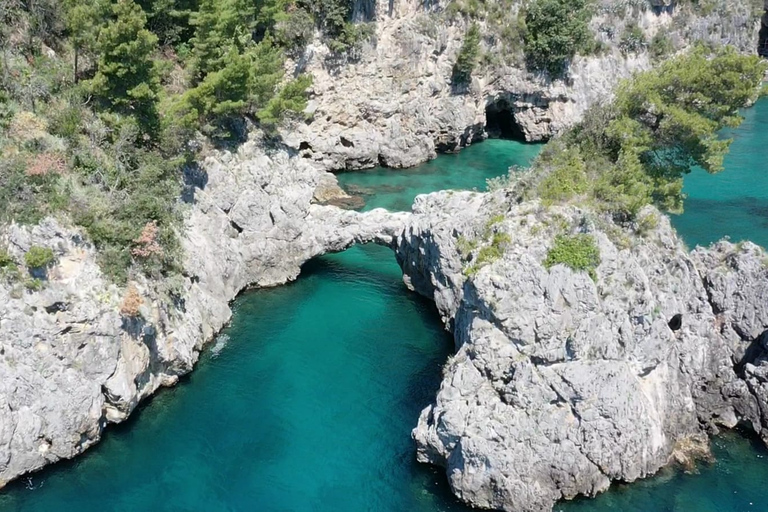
{"left": 396, "top": 191, "right": 768, "bottom": 512}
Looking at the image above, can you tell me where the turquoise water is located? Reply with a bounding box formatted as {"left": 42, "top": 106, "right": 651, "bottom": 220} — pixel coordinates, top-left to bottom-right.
{"left": 670, "top": 98, "right": 768, "bottom": 249}
{"left": 0, "top": 141, "right": 537, "bottom": 512}
{"left": 2, "top": 103, "right": 768, "bottom": 512}
{"left": 336, "top": 139, "right": 541, "bottom": 212}
{"left": 0, "top": 245, "right": 469, "bottom": 512}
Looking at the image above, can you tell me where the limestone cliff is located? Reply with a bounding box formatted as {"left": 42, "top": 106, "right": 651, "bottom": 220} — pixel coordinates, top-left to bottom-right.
{"left": 285, "top": 0, "right": 761, "bottom": 170}
{"left": 0, "top": 0, "right": 763, "bottom": 496}
{"left": 396, "top": 190, "right": 768, "bottom": 511}
{"left": 0, "top": 140, "right": 407, "bottom": 487}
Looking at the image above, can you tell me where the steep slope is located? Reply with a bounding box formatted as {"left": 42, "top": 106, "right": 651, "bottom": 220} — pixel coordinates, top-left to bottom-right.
{"left": 396, "top": 190, "right": 768, "bottom": 511}
{"left": 0, "top": 142, "right": 407, "bottom": 487}
{"left": 286, "top": 0, "right": 761, "bottom": 170}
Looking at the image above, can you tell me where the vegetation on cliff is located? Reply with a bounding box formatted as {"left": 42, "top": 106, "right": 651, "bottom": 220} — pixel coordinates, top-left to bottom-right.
{"left": 529, "top": 46, "right": 767, "bottom": 219}
{"left": 446, "top": 0, "right": 598, "bottom": 76}
{"left": 544, "top": 234, "right": 600, "bottom": 280}
{"left": 0, "top": 0, "right": 362, "bottom": 283}
{"left": 521, "top": 0, "right": 596, "bottom": 76}
{"left": 452, "top": 23, "right": 481, "bottom": 84}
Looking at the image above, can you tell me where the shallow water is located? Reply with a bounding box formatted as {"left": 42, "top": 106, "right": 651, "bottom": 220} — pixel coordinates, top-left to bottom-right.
{"left": 2, "top": 104, "right": 768, "bottom": 512}
{"left": 336, "top": 139, "right": 541, "bottom": 212}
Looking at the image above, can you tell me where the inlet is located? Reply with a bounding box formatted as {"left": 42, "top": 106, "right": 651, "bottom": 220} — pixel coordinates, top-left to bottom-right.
{"left": 485, "top": 99, "right": 527, "bottom": 142}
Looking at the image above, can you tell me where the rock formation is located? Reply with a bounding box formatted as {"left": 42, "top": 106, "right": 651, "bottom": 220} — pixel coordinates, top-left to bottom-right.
{"left": 284, "top": 0, "right": 760, "bottom": 171}
{"left": 396, "top": 190, "right": 768, "bottom": 511}
{"left": 0, "top": 139, "right": 407, "bottom": 488}
{"left": 759, "top": 0, "right": 768, "bottom": 57}
{"left": 0, "top": 0, "right": 764, "bottom": 499}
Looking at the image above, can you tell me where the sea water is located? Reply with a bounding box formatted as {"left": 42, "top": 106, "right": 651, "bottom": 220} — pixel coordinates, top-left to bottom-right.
{"left": 2, "top": 103, "right": 767, "bottom": 512}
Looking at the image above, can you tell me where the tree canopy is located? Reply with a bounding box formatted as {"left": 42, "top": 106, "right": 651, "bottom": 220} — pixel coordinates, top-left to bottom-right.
{"left": 533, "top": 46, "right": 767, "bottom": 217}
{"left": 1, "top": 0, "right": 322, "bottom": 283}
{"left": 89, "top": 0, "right": 160, "bottom": 132}
{"left": 522, "top": 0, "right": 595, "bottom": 77}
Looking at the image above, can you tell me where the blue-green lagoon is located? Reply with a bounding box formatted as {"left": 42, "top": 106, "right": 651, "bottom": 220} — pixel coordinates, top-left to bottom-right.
{"left": 336, "top": 139, "right": 542, "bottom": 212}
{"left": 2, "top": 101, "right": 768, "bottom": 512}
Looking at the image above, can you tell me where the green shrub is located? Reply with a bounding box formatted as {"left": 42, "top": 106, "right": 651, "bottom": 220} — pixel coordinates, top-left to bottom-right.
{"left": 445, "top": 0, "right": 484, "bottom": 19}
{"left": 537, "top": 146, "right": 589, "bottom": 204}
{"left": 327, "top": 21, "right": 374, "bottom": 55}
{"left": 456, "top": 235, "right": 478, "bottom": 256}
{"left": 0, "top": 249, "right": 14, "bottom": 269}
{"left": 464, "top": 230, "right": 511, "bottom": 276}
{"left": 544, "top": 234, "right": 600, "bottom": 280}
{"left": 258, "top": 74, "right": 313, "bottom": 130}
{"left": 484, "top": 213, "right": 505, "bottom": 232}
{"left": 25, "top": 277, "right": 45, "bottom": 291}
{"left": 274, "top": 8, "right": 315, "bottom": 54}
{"left": 649, "top": 31, "right": 674, "bottom": 60}
{"left": 522, "top": 0, "right": 595, "bottom": 77}
{"left": 527, "top": 46, "right": 767, "bottom": 219}
{"left": 0, "top": 250, "right": 19, "bottom": 281}
{"left": 24, "top": 246, "right": 55, "bottom": 269}
{"left": 452, "top": 23, "right": 481, "bottom": 85}
{"left": 619, "top": 23, "right": 647, "bottom": 54}
{"left": 636, "top": 211, "right": 660, "bottom": 236}
{"left": 48, "top": 101, "right": 84, "bottom": 141}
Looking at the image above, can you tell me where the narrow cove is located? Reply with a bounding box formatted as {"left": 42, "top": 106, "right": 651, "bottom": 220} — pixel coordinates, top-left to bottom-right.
{"left": 1, "top": 99, "right": 767, "bottom": 512}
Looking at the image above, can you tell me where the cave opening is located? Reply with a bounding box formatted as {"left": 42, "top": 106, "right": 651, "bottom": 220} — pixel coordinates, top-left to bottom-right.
{"left": 760, "top": 20, "right": 768, "bottom": 58}
{"left": 485, "top": 100, "right": 527, "bottom": 142}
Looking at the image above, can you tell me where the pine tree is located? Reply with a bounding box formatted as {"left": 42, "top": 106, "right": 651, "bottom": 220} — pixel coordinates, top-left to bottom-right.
{"left": 89, "top": 0, "right": 160, "bottom": 131}
{"left": 64, "top": 0, "right": 108, "bottom": 81}
{"left": 189, "top": 0, "right": 256, "bottom": 79}
{"left": 258, "top": 73, "right": 312, "bottom": 130}
{"left": 137, "top": 0, "right": 197, "bottom": 46}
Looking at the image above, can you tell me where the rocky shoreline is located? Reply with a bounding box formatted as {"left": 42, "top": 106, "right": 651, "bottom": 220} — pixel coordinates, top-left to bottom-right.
{"left": 0, "top": 0, "right": 765, "bottom": 507}
{"left": 0, "top": 140, "right": 407, "bottom": 488}
{"left": 396, "top": 190, "right": 768, "bottom": 511}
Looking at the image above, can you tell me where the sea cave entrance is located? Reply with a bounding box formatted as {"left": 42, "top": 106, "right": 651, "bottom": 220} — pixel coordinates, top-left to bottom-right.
{"left": 485, "top": 99, "right": 527, "bottom": 142}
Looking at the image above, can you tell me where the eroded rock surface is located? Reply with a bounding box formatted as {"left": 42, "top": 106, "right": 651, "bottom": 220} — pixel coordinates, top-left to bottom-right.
{"left": 285, "top": 0, "right": 759, "bottom": 171}
{"left": 397, "top": 191, "right": 768, "bottom": 511}
{"left": 0, "top": 140, "right": 407, "bottom": 487}
{"left": 0, "top": 0, "right": 764, "bottom": 497}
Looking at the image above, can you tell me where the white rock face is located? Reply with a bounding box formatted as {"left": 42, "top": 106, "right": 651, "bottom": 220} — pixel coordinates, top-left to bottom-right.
{"left": 0, "top": 140, "right": 407, "bottom": 488}
{"left": 284, "top": 0, "right": 759, "bottom": 171}
{"left": 0, "top": 0, "right": 762, "bottom": 495}
{"left": 396, "top": 191, "right": 768, "bottom": 512}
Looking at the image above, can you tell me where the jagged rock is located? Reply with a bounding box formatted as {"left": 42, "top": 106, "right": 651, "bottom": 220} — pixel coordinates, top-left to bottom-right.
{"left": 282, "top": 0, "right": 759, "bottom": 171}
{"left": 0, "top": 140, "right": 407, "bottom": 488}
{"left": 0, "top": 0, "right": 763, "bottom": 497}
{"left": 692, "top": 242, "right": 768, "bottom": 442}
{"left": 396, "top": 191, "right": 767, "bottom": 512}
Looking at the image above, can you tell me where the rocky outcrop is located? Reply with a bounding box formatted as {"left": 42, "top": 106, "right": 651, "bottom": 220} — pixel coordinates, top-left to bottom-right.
{"left": 692, "top": 242, "right": 768, "bottom": 441}
{"left": 0, "top": 139, "right": 407, "bottom": 488}
{"left": 396, "top": 190, "right": 768, "bottom": 511}
{"left": 283, "top": 0, "right": 761, "bottom": 171}
{"left": 1, "top": 0, "right": 764, "bottom": 496}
